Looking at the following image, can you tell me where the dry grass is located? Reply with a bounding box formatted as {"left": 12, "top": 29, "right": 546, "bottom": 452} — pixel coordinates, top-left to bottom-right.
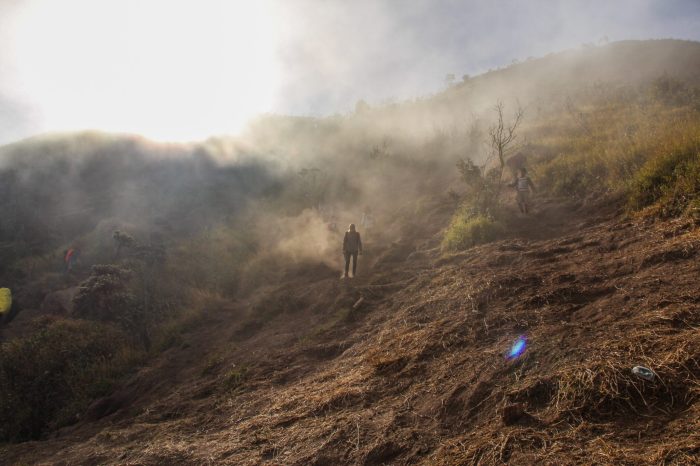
{"left": 2, "top": 196, "right": 699, "bottom": 465}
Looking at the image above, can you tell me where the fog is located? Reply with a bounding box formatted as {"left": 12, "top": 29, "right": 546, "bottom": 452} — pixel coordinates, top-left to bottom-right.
{"left": 1, "top": 0, "right": 700, "bottom": 296}
{"left": 3, "top": 39, "right": 700, "bottom": 284}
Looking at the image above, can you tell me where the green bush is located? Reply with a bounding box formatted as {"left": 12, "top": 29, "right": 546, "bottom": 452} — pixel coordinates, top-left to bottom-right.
{"left": 0, "top": 318, "right": 143, "bottom": 441}
{"left": 628, "top": 138, "right": 700, "bottom": 216}
{"left": 442, "top": 213, "right": 505, "bottom": 252}
{"left": 73, "top": 265, "right": 135, "bottom": 322}
{"left": 456, "top": 158, "right": 501, "bottom": 216}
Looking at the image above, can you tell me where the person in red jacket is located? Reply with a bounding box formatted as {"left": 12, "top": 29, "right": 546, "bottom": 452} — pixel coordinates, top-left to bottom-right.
{"left": 64, "top": 247, "right": 80, "bottom": 273}
{"left": 342, "top": 224, "right": 362, "bottom": 278}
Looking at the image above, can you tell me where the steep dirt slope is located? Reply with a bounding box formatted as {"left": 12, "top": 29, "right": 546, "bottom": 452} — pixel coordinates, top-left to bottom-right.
{"left": 1, "top": 198, "right": 699, "bottom": 465}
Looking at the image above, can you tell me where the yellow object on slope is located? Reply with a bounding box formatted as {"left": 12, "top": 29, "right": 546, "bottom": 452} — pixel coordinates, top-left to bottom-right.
{"left": 0, "top": 288, "right": 12, "bottom": 314}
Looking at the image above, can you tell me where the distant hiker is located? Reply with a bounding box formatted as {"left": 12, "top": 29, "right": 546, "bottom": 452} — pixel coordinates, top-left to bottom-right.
{"left": 64, "top": 247, "right": 80, "bottom": 273}
{"left": 509, "top": 167, "right": 536, "bottom": 214}
{"left": 342, "top": 224, "right": 363, "bottom": 278}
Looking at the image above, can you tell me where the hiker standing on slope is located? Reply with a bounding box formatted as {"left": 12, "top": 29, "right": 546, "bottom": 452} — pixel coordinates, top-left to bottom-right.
{"left": 64, "top": 247, "right": 80, "bottom": 273}
{"left": 510, "top": 167, "right": 536, "bottom": 214}
{"left": 342, "top": 224, "right": 363, "bottom": 278}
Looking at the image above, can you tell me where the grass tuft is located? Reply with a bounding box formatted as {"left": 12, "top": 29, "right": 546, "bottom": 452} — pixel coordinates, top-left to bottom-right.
{"left": 442, "top": 213, "right": 505, "bottom": 252}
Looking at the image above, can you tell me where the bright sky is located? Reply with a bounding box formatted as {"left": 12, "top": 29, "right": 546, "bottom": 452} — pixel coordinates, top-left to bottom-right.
{"left": 1, "top": 0, "right": 699, "bottom": 144}
{"left": 1, "top": 0, "right": 280, "bottom": 142}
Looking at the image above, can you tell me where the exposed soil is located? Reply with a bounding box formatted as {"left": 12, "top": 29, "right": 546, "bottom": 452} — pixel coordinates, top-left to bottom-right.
{"left": 1, "top": 196, "right": 699, "bottom": 465}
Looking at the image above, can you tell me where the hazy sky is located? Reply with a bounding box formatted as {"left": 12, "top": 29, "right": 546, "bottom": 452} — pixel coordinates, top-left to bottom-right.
{"left": 1, "top": 0, "right": 699, "bottom": 144}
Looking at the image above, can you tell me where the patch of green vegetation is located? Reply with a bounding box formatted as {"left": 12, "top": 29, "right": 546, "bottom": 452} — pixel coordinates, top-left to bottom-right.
{"left": 442, "top": 213, "right": 506, "bottom": 252}
{"left": 526, "top": 81, "right": 700, "bottom": 220}
{"left": 628, "top": 138, "right": 700, "bottom": 216}
{"left": 222, "top": 365, "right": 248, "bottom": 392}
{"left": 0, "top": 318, "right": 144, "bottom": 441}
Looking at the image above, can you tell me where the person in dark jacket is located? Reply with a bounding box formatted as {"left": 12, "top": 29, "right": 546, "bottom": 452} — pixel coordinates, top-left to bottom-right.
{"left": 342, "top": 224, "right": 362, "bottom": 278}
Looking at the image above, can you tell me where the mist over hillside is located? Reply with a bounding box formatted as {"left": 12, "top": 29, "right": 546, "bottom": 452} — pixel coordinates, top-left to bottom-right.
{"left": 0, "top": 39, "right": 699, "bottom": 464}
{"left": 2, "top": 39, "right": 699, "bottom": 299}
{"left": 0, "top": 133, "right": 280, "bottom": 278}
{"left": 2, "top": 39, "right": 700, "bottom": 302}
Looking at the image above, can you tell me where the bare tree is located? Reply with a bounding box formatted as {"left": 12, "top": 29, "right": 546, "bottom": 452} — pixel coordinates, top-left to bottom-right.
{"left": 489, "top": 101, "right": 524, "bottom": 184}
{"left": 453, "top": 103, "right": 524, "bottom": 217}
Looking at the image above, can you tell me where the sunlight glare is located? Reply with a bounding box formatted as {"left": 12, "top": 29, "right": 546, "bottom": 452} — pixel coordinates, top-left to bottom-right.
{"left": 10, "top": 0, "right": 280, "bottom": 141}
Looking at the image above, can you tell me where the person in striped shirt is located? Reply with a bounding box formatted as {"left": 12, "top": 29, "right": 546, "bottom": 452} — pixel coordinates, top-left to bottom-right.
{"left": 510, "top": 167, "right": 536, "bottom": 214}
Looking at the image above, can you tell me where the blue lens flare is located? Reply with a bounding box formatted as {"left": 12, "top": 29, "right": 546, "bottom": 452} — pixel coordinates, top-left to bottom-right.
{"left": 507, "top": 336, "right": 527, "bottom": 359}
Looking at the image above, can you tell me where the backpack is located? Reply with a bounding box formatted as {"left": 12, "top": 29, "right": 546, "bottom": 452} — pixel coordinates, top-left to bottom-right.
{"left": 0, "top": 288, "right": 12, "bottom": 315}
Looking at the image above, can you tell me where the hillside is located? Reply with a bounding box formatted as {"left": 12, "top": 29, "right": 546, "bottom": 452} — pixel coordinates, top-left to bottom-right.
{"left": 1, "top": 197, "right": 698, "bottom": 464}
{"left": 1, "top": 40, "right": 700, "bottom": 465}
